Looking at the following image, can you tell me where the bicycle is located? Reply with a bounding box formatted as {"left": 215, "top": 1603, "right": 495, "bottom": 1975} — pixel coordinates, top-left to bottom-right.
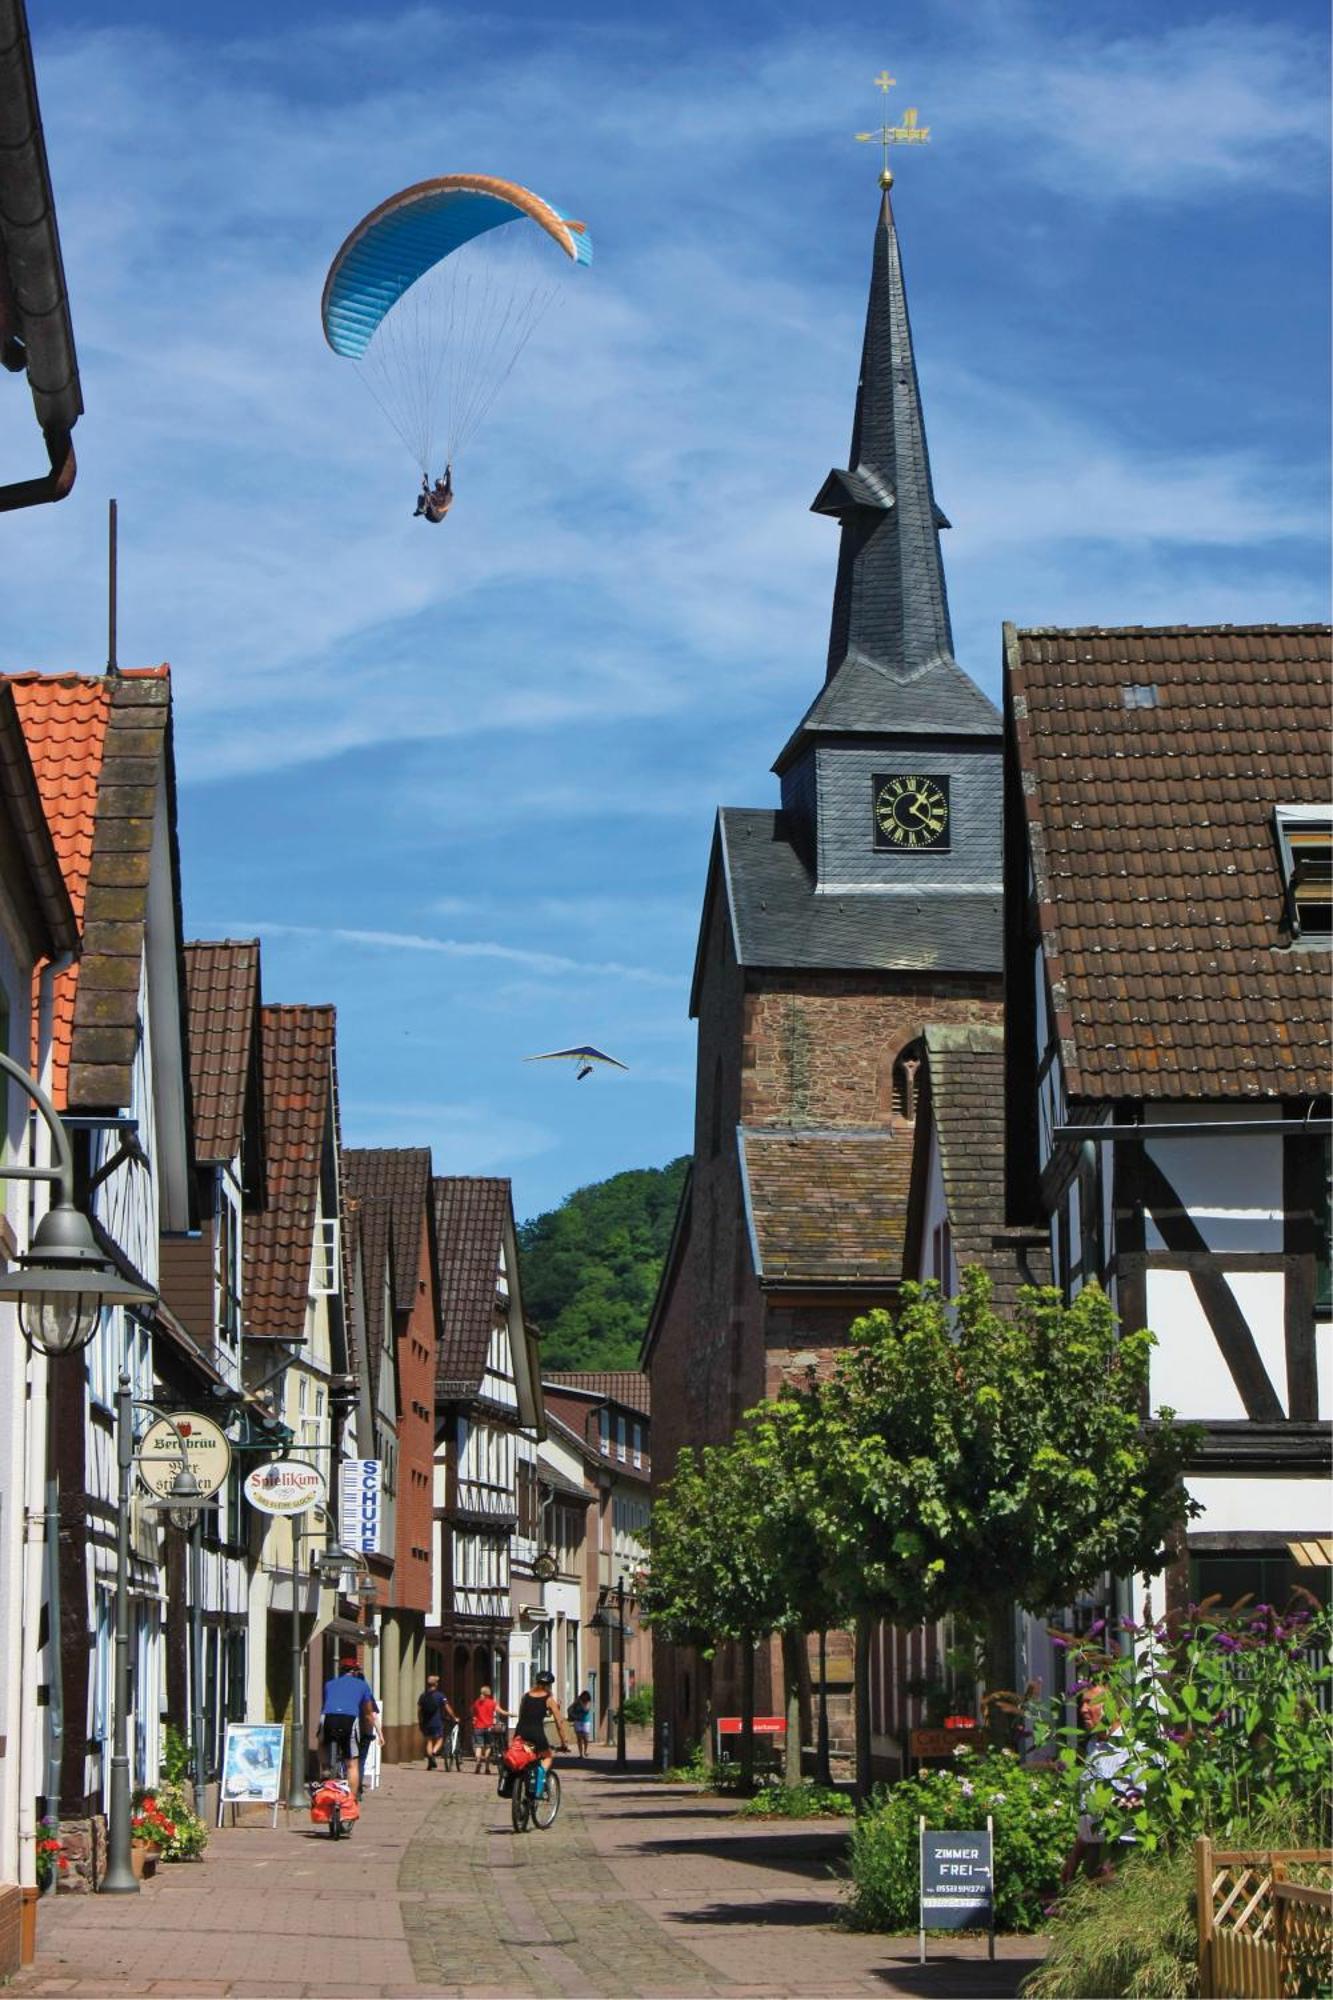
{"left": 510, "top": 1756, "right": 561, "bottom": 1834}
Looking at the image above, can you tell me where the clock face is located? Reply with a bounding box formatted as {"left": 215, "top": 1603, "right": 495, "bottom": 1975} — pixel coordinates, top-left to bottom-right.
{"left": 873, "top": 774, "right": 951, "bottom": 851}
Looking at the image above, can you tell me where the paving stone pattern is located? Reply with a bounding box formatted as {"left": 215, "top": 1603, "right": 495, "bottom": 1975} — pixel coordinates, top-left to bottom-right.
{"left": 14, "top": 1758, "right": 1045, "bottom": 1998}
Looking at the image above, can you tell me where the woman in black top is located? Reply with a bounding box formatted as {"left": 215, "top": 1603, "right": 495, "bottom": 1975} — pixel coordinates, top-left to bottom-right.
{"left": 513, "top": 1670, "right": 570, "bottom": 1788}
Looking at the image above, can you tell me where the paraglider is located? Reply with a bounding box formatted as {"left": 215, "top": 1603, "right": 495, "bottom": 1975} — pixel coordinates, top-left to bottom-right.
{"left": 525, "top": 1046, "right": 628, "bottom": 1083}
{"left": 322, "top": 173, "right": 592, "bottom": 501}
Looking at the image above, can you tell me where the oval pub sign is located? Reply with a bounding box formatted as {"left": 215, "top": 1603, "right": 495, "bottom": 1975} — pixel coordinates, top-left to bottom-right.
{"left": 244, "top": 1458, "right": 326, "bottom": 1517}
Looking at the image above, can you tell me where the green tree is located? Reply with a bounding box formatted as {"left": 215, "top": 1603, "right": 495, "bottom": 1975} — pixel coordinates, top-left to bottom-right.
{"left": 641, "top": 1441, "right": 788, "bottom": 1788}
{"left": 518, "top": 1158, "right": 688, "bottom": 1370}
{"left": 791, "top": 1272, "right": 1197, "bottom": 1796}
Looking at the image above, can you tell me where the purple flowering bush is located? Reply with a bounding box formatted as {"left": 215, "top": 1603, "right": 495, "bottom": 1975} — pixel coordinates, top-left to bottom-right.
{"left": 845, "top": 1748, "right": 1076, "bottom": 1933}
{"left": 1033, "top": 1599, "right": 1333, "bottom": 1851}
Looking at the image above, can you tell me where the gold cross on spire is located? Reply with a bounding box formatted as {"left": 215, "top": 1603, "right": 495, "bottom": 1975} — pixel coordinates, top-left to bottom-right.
{"left": 856, "top": 69, "right": 931, "bottom": 189}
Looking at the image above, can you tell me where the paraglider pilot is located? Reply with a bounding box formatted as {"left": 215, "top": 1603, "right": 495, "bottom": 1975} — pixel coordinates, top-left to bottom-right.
{"left": 414, "top": 465, "right": 453, "bottom": 523}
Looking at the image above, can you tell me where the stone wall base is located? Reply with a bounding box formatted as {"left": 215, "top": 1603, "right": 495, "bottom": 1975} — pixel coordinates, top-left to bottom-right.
{"left": 55, "top": 1814, "right": 106, "bottom": 1894}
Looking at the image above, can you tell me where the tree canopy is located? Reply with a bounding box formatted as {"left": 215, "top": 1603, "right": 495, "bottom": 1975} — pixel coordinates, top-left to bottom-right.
{"left": 518, "top": 1157, "right": 688, "bottom": 1370}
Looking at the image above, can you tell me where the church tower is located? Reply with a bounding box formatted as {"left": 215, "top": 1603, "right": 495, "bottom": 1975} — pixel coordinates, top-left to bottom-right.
{"left": 645, "top": 146, "right": 1004, "bottom": 1768}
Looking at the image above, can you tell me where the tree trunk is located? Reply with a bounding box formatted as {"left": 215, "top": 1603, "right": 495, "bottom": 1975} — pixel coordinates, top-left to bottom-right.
{"left": 781, "top": 1629, "right": 802, "bottom": 1786}
{"left": 698, "top": 1649, "right": 714, "bottom": 1768}
{"left": 815, "top": 1629, "right": 833, "bottom": 1788}
{"left": 854, "top": 1615, "right": 873, "bottom": 1805}
{"left": 983, "top": 1602, "right": 1016, "bottom": 1747}
{"left": 740, "top": 1637, "right": 756, "bottom": 1793}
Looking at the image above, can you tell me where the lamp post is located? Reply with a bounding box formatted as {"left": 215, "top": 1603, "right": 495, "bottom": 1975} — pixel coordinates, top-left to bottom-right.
{"left": 615, "top": 1575, "right": 627, "bottom": 1772}
{"left": 0, "top": 1052, "right": 156, "bottom": 1897}
{"left": 284, "top": 1504, "right": 361, "bottom": 1812}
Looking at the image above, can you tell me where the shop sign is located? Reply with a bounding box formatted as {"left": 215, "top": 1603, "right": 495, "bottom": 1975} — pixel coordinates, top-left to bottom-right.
{"left": 136, "top": 1412, "right": 232, "bottom": 1500}
{"left": 338, "top": 1458, "right": 381, "bottom": 1553}
{"left": 244, "top": 1458, "right": 326, "bottom": 1516}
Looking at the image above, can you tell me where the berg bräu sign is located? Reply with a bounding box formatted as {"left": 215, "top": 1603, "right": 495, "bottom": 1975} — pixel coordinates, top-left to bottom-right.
{"left": 338, "top": 1458, "right": 381, "bottom": 1554}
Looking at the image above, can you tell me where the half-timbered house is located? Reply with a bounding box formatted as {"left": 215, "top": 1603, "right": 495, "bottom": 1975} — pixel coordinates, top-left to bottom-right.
{"left": 430, "top": 1177, "right": 543, "bottom": 1731}
{"left": 6, "top": 667, "right": 197, "bottom": 1857}
{"left": 1004, "top": 622, "right": 1333, "bottom": 1622}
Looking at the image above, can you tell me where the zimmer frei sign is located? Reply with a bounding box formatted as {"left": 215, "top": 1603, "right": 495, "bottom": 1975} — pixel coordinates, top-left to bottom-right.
{"left": 338, "top": 1458, "right": 381, "bottom": 1554}
{"left": 918, "top": 1818, "right": 995, "bottom": 1963}
{"left": 244, "top": 1458, "right": 326, "bottom": 1517}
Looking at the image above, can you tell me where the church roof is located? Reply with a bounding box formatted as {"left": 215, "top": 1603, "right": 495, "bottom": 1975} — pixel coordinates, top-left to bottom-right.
{"left": 904, "top": 1024, "right": 1051, "bottom": 1310}
{"left": 689, "top": 807, "right": 1002, "bottom": 1009}
{"left": 739, "top": 1125, "right": 914, "bottom": 1286}
{"left": 776, "top": 189, "right": 995, "bottom": 774}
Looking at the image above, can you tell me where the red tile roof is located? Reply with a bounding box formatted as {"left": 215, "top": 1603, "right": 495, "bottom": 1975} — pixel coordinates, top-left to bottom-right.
{"left": 1007, "top": 624, "right": 1333, "bottom": 1099}
{"left": 433, "top": 1177, "right": 510, "bottom": 1396}
{"left": 6, "top": 666, "right": 179, "bottom": 1111}
{"left": 245, "top": 1004, "right": 337, "bottom": 1340}
{"left": 541, "top": 1371, "right": 651, "bottom": 1416}
{"left": 182, "top": 940, "right": 262, "bottom": 1166}
{"left": 740, "top": 1126, "right": 914, "bottom": 1284}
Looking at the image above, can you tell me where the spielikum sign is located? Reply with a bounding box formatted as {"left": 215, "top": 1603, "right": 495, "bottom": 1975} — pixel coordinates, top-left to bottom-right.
{"left": 244, "top": 1458, "right": 325, "bottom": 1517}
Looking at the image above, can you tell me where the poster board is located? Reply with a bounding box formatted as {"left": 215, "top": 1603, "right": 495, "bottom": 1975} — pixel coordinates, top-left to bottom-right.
{"left": 218, "top": 1722, "right": 286, "bottom": 1827}
{"left": 919, "top": 1816, "right": 995, "bottom": 1962}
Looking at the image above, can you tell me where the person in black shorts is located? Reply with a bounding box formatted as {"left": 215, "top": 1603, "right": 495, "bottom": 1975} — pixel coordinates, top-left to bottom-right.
{"left": 512, "top": 1670, "right": 570, "bottom": 1796}
{"left": 417, "top": 1675, "right": 457, "bottom": 1770}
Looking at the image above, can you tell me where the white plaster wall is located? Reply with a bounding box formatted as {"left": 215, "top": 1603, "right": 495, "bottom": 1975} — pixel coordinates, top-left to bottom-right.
{"left": 1147, "top": 1268, "right": 1288, "bottom": 1418}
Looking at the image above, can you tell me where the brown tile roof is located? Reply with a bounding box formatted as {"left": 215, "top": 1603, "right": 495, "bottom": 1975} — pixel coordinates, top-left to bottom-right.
{"left": 433, "top": 1177, "right": 510, "bottom": 1396}
{"left": 344, "top": 1148, "right": 435, "bottom": 1317}
{"left": 914, "top": 1025, "right": 1052, "bottom": 1310}
{"left": 542, "top": 1371, "right": 651, "bottom": 1417}
{"left": 182, "top": 941, "right": 263, "bottom": 1168}
{"left": 245, "top": 1004, "right": 337, "bottom": 1340}
{"left": 1007, "top": 624, "right": 1332, "bottom": 1099}
{"left": 7, "top": 667, "right": 190, "bottom": 1115}
{"left": 739, "top": 1126, "right": 914, "bottom": 1284}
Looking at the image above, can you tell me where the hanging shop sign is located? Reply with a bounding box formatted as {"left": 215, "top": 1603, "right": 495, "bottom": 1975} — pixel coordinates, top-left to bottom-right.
{"left": 338, "top": 1457, "right": 381, "bottom": 1554}
{"left": 136, "top": 1411, "right": 232, "bottom": 1500}
{"left": 244, "top": 1458, "right": 326, "bottom": 1517}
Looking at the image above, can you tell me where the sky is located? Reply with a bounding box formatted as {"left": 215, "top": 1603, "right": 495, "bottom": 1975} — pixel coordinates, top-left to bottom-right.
{"left": 3, "top": 0, "right": 1329, "bottom": 1221}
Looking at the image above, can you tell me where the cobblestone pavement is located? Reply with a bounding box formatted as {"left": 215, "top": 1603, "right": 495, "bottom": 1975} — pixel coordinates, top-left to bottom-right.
{"left": 13, "top": 1757, "right": 1046, "bottom": 1999}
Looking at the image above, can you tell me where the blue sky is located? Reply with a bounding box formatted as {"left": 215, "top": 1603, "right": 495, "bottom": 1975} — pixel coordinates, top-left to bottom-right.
{"left": 3, "top": 0, "right": 1328, "bottom": 1221}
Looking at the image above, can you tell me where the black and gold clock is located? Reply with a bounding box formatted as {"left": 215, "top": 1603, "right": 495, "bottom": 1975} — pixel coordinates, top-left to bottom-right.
{"left": 872, "top": 774, "right": 951, "bottom": 852}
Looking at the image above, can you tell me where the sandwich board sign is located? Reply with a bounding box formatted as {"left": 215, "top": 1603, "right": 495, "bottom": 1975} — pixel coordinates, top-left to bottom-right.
{"left": 919, "top": 1816, "right": 995, "bottom": 1962}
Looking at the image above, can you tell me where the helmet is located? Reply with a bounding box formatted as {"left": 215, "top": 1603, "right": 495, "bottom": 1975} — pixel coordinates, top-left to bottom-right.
{"left": 534, "top": 1670, "right": 555, "bottom": 1687}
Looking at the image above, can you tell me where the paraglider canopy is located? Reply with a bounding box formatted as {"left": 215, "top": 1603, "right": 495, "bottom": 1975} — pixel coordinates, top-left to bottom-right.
{"left": 525, "top": 1046, "right": 628, "bottom": 1082}
{"left": 322, "top": 173, "right": 592, "bottom": 475}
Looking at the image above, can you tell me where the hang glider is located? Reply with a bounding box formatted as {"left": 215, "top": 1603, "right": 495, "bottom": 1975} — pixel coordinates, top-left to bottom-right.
{"left": 525, "top": 1046, "right": 628, "bottom": 1082}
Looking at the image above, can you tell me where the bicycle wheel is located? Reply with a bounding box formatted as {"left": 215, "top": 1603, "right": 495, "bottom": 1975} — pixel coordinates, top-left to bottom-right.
{"left": 510, "top": 1771, "right": 531, "bottom": 1833}
{"left": 532, "top": 1768, "right": 561, "bottom": 1830}
{"left": 329, "top": 1805, "right": 342, "bottom": 1840}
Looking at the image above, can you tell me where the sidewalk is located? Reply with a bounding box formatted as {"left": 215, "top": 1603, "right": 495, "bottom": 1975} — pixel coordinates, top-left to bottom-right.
{"left": 12, "top": 1755, "right": 1046, "bottom": 1999}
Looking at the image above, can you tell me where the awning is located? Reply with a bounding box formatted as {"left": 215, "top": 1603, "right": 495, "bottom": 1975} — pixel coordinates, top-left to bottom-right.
{"left": 325, "top": 1616, "right": 379, "bottom": 1647}
{"left": 1289, "top": 1538, "right": 1333, "bottom": 1569}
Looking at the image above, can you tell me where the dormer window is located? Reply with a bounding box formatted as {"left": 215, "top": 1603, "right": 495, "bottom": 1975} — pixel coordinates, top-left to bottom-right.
{"left": 310, "top": 1215, "right": 340, "bottom": 1295}
{"left": 1275, "top": 806, "right": 1333, "bottom": 942}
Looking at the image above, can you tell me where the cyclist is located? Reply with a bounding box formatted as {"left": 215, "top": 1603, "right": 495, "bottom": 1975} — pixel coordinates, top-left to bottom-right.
{"left": 512, "top": 1669, "right": 570, "bottom": 1796}
{"left": 319, "top": 1654, "right": 379, "bottom": 1794}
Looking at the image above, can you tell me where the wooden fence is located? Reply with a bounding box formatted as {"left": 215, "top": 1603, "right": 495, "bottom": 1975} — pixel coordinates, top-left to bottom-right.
{"left": 1196, "top": 1839, "right": 1333, "bottom": 1998}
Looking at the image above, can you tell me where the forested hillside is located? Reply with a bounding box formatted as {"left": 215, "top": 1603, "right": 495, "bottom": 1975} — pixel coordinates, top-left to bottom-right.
{"left": 518, "top": 1157, "right": 689, "bottom": 1370}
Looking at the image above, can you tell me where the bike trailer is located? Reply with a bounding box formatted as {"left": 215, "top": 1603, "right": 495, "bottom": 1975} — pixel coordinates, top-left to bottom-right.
{"left": 309, "top": 1777, "right": 360, "bottom": 1824}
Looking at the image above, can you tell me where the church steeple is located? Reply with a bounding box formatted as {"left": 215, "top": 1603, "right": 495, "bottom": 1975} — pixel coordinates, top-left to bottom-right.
{"left": 813, "top": 188, "right": 955, "bottom": 685}
{"left": 774, "top": 183, "right": 998, "bottom": 779}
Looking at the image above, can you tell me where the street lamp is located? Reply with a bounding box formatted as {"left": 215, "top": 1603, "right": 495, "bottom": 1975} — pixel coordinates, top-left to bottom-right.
{"left": 285, "top": 1506, "right": 366, "bottom": 1812}
{"left": 589, "top": 1576, "right": 634, "bottom": 1771}
{"left": 0, "top": 1051, "right": 157, "bottom": 1900}
{"left": 0, "top": 1048, "right": 155, "bottom": 1352}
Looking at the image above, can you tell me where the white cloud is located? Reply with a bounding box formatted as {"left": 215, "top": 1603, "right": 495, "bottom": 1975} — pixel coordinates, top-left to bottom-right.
{"left": 243, "top": 919, "right": 679, "bottom": 987}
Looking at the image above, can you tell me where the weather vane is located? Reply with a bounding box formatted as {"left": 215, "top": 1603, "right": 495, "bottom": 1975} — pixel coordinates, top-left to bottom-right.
{"left": 856, "top": 69, "right": 930, "bottom": 189}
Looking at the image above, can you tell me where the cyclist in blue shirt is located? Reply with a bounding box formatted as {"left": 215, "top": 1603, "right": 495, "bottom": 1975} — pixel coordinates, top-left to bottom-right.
{"left": 320, "top": 1655, "right": 378, "bottom": 1793}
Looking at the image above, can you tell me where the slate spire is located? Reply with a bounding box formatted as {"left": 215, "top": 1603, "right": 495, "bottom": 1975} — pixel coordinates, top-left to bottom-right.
{"left": 813, "top": 188, "right": 955, "bottom": 685}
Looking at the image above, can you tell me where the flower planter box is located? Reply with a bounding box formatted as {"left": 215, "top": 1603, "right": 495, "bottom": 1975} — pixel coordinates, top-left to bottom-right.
{"left": 130, "top": 1841, "right": 157, "bottom": 1882}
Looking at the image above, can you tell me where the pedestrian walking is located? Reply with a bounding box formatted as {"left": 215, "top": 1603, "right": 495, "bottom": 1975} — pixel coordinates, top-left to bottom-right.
{"left": 567, "top": 1689, "right": 594, "bottom": 1759}
{"left": 418, "top": 1673, "right": 458, "bottom": 1771}
{"left": 471, "top": 1684, "right": 510, "bottom": 1774}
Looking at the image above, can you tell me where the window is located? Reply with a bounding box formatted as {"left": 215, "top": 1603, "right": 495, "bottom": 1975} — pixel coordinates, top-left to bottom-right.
{"left": 1121, "top": 683, "right": 1159, "bottom": 709}
{"left": 215, "top": 1182, "right": 241, "bottom": 1347}
{"left": 631, "top": 1423, "right": 642, "bottom": 1469}
{"left": 310, "top": 1215, "right": 340, "bottom": 1295}
{"left": 892, "top": 1042, "right": 922, "bottom": 1122}
{"left": 931, "top": 1218, "right": 952, "bottom": 1290}
{"left": 1275, "top": 806, "right": 1333, "bottom": 941}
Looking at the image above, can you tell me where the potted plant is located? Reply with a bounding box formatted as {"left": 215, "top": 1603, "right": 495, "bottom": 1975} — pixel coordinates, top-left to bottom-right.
{"left": 129, "top": 1794, "right": 176, "bottom": 1878}
{"left": 34, "top": 1818, "right": 67, "bottom": 1893}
